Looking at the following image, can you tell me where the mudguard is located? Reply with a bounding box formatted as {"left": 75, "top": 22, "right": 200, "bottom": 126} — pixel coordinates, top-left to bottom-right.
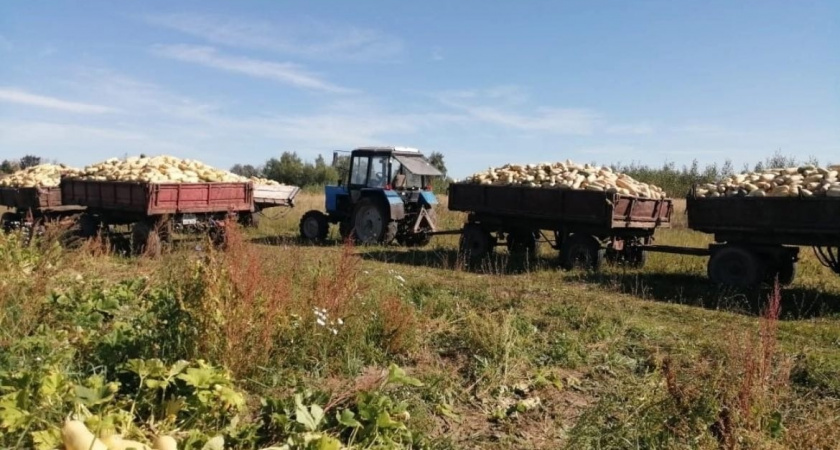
{"left": 419, "top": 191, "right": 438, "bottom": 206}
{"left": 382, "top": 190, "right": 406, "bottom": 220}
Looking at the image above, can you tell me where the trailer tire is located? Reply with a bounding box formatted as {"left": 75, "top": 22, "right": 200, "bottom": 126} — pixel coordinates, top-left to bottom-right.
{"left": 708, "top": 246, "right": 763, "bottom": 287}
{"left": 132, "top": 221, "right": 161, "bottom": 258}
{"left": 560, "top": 234, "right": 605, "bottom": 271}
{"left": 352, "top": 198, "right": 396, "bottom": 245}
{"left": 459, "top": 223, "right": 493, "bottom": 263}
{"left": 624, "top": 246, "right": 648, "bottom": 268}
{"left": 767, "top": 260, "right": 796, "bottom": 286}
{"left": 1, "top": 212, "right": 15, "bottom": 233}
{"left": 78, "top": 214, "right": 99, "bottom": 238}
{"left": 300, "top": 210, "right": 329, "bottom": 243}
{"left": 238, "top": 212, "right": 260, "bottom": 228}
{"left": 507, "top": 229, "right": 539, "bottom": 258}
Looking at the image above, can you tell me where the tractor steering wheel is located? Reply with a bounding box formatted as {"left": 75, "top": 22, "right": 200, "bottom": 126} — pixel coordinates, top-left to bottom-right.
{"left": 372, "top": 172, "right": 385, "bottom": 187}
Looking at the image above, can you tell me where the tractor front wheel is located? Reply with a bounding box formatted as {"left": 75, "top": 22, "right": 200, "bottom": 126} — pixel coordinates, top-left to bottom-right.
{"left": 353, "top": 198, "right": 396, "bottom": 245}
{"left": 300, "top": 210, "right": 329, "bottom": 243}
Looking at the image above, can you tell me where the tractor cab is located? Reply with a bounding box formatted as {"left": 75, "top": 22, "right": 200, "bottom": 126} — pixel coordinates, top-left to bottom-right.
{"left": 300, "top": 146, "right": 443, "bottom": 245}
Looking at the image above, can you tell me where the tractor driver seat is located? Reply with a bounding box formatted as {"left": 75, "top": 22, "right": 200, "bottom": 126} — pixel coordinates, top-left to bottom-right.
{"left": 392, "top": 173, "right": 406, "bottom": 189}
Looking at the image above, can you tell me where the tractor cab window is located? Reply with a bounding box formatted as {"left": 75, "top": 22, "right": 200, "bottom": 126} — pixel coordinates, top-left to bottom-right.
{"left": 369, "top": 155, "right": 390, "bottom": 188}
{"left": 350, "top": 156, "right": 370, "bottom": 186}
{"left": 390, "top": 157, "right": 423, "bottom": 190}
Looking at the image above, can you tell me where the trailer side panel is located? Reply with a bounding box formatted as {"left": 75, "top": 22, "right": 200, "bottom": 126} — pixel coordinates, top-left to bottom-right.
{"left": 0, "top": 186, "right": 64, "bottom": 209}
{"left": 448, "top": 183, "right": 671, "bottom": 229}
{"left": 62, "top": 180, "right": 253, "bottom": 215}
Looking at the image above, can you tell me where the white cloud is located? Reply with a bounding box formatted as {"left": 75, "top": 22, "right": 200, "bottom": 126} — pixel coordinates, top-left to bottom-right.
{"left": 436, "top": 89, "right": 599, "bottom": 134}
{"left": 0, "top": 120, "right": 191, "bottom": 166}
{"left": 152, "top": 44, "right": 354, "bottom": 93}
{"left": 0, "top": 88, "right": 117, "bottom": 114}
{"left": 605, "top": 122, "right": 655, "bottom": 135}
{"left": 145, "top": 13, "right": 404, "bottom": 62}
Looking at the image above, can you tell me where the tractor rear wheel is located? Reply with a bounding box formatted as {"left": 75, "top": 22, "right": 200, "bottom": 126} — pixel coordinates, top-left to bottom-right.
{"left": 560, "top": 234, "right": 605, "bottom": 271}
{"left": 300, "top": 210, "right": 329, "bottom": 243}
{"left": 338, "top": 219, "right": 354, "bottom": 241}
{"left": 353, "top": 198, "right": 396, "bottom": 245}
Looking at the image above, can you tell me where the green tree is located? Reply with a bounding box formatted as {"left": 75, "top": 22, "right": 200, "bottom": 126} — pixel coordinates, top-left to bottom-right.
{"left": 0, "top": 159, "right": 20, "bottom": 174}
{"left": 312, "top": 154, "right": 338, "bottom": 185}
{"left": 264, "top": 152, "right": 305, "bottom": 185}
{"left": 19, "top": 155, "right": 42, "bottom": 169}
{"left": 428, "top": 151, "right": 447, "bottom": 177}
{"left": 230, "top": 164, "right": 262, "bottom": 178}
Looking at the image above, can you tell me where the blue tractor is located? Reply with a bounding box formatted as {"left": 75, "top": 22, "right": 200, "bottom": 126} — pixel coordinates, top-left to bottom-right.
{"left": 299, "top": 146, "right": 443, "bottom": 246}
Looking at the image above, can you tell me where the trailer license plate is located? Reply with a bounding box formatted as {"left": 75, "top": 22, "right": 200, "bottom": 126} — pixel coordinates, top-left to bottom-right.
{"left": 181, "top": 215, "right": 198, "bottom": 226}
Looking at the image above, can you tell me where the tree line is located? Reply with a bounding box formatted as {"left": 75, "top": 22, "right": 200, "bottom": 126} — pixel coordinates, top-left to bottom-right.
{"left": 610, "top": 150, "right": 823, "bottom": 197}
{"left": 1, "top": 155, "right": 43, "bottom": 174}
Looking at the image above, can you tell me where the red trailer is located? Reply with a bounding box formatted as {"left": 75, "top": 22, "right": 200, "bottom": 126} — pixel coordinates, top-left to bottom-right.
{"left": 61, "top": 179, "right": 254, "bottom": 255}
{"left": 0, "top": 186, "right": 84, "bottom": 233}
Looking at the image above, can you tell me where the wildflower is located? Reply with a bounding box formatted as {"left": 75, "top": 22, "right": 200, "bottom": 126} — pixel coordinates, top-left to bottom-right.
{"left": 316, "top": 318, "right": 326, "bottom": 327}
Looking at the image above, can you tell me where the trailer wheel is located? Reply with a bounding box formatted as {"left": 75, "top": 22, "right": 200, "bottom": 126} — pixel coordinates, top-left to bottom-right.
{"left": 1, "top": 212, "right": 15, "bottom": 233}
{"left": 613, "top": 246, "right": 648, "bottom": 268}
{"left": 352, "top": 198, "right": 396, "bottom": 245}
{"left": 78, "top": 214, "right": 100, "bottom": 238}
{"left": 238, "top": 212, "right": 260, "bottom": 228}
{"left": 560, "top": 234, "right": 605, "bottom": 271}
{"left": 708, "top": 246, "right": 763, "bottom": 287}
{"left": 132, "top": 221, "right": 161, "bottom": 257}
{"left": 767, "top": 260, "right": 796, "bottom": 286}
{"left": 459, "top": 223, "right": 493, "bottom": 263}
{"left": 300, "top": 210, "right": 329, "bottom": 243}
{"left": 507, "top": 229, "right": 539, "bottom": 257}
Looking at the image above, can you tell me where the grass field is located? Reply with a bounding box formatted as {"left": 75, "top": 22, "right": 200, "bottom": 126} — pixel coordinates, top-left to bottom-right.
{"left": 1, "top": 193, "right": 839, "bottom": 449}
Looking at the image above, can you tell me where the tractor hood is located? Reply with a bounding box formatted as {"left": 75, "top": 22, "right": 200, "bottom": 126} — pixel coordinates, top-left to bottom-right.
{"left": 394, "top": 155, "right": 444, "bottom": 177}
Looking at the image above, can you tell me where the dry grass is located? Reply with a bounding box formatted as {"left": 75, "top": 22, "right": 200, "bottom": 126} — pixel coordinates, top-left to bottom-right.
{"left": 2, "top": 191, "right": 839, "bottom": 449}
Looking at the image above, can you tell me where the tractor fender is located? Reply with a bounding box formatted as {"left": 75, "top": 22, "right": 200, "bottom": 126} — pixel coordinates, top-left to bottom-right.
{"left": 362, "top": 190, "right": 405, "bottom": 221}
{"left": 419, "top": 190, "right": 439, "bottom": 207}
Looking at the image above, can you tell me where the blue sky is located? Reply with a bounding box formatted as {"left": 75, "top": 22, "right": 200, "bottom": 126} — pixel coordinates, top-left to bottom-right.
{"left": 1, "top": 0, "right": 837, "bottom": 179}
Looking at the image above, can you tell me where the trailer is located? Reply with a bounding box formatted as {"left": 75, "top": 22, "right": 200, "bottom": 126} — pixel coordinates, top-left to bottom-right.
{"left": 447, "top": 183, "right": 673, "bottom": 269}
{"left": 240, "top": 184, "right": 301, "bottom": 227}
{"left": 61, "top": 179, "right": 255, "bottom": 255}
{"left": 651, "top": 191, "right": 840, "bottom": 287}
{"left": 0, "top": 186, "right": 85, "bottom": 234}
